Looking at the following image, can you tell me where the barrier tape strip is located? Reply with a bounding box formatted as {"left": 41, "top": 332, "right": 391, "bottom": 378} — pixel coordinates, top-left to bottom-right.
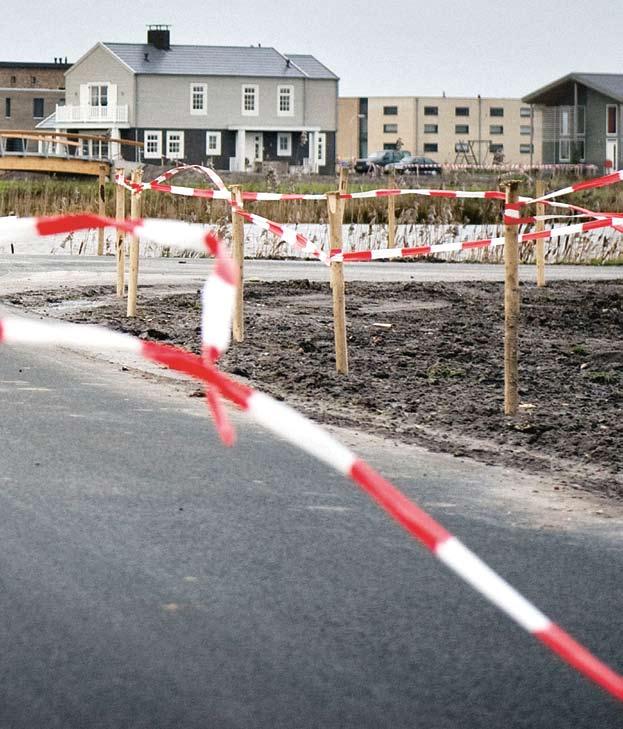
{"left": 0, "top": 317, "right": 621, "bottom": 702}
{"left": 331, "top": 215, "right": 621, "bottom": 262}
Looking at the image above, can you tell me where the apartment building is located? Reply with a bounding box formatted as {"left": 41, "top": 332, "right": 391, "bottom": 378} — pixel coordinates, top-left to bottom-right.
{"left": 39, "top": 27, "right": 338, "bottom": 173}
{"left": 1, "top": 59, "right": 69, "bottom": 147}
{"left": 338, "top": 96, "right": 542, "bottom": 166}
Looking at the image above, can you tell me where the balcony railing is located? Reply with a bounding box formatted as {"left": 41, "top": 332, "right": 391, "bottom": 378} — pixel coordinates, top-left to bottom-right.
{"left": 55, "top": 104, "right": 129, "bottom": 124}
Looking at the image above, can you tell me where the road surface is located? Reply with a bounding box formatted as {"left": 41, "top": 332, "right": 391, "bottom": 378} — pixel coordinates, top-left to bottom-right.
{"left": 1, "top": 316, "right": 622, "bottom": 728}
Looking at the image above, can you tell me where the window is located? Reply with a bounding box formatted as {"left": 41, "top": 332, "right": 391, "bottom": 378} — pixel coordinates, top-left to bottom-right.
{"left": 455, "top": 124, "right": 469, "bottom": 134}
{"left": 317, "top": 132, "right": 326, "bottom": 166}
{"left": 31, "top": 76, "right": 36, "bottom": 86}
{"left": 607, "top": 105, "right": 618, "bottom": 135}
{"left": 575, "top": 139, "right": 585, "bottom": 161}
{"left": 576, "top": 106, "right": 585, "bottom": 135}
{"left": 489, "top": 143, "right": 504, "bottom": 153}
{"left": 383, "top": 105, "right": 398, "bottom": 115}
{"left": 4, "top": 98, "right": 10, "bottom": 118}
{"left": 455, "top": 142, "right": 469, "bottom": 153}
{"left": 490, "top": 107, "right": 504, "bottom": 117}
{"left": 383, "top": 123, "right": 398, "bottom": 133}
{"left": 519, "top": 144, "right": 533, "bottom": 154}
{"left": 242, "top": 85, "right": 258, "bottom": 115}
{"left": 559, "top": 139, "right": 570, "bottom": 161}
{"left": 277, "top": 132, "right": 291, "bottom": 156}
{"left": 383, "top": 143, "right": 397, "bottom": 150}
{"left": 423, "top": 143, "right": 438, "bottom": 153}
{"left": 560, "top": 109, "right": 570, "bottom": 136}
{"left": 455, "top": 107, "right": 469, "bottom": 116}
{"left": 423, "top": 124, "right": 438, "bottom": 133}
{"left": 424, "top": 106, "right": 438, "bottom": 116}
{"left": 520, "top": 125, "right": 531, "bottom": 135}
{"left": 144, "top": 130, "right": 162, "bottom": 158}
{"left": 166, "top": 131, "right": 184, "bottom": 159}
{"left": 10, "top": 76, "right": 16, "bottom": 86}
{"left": 190, "top": 83, "right": 207, "bottom": 114}
{"left": 278, "top": 85, "right": 293, "bottom": 116}
{"left": 89, "top": 84, "right": 108, "bottom": 108}
{"left": 520, "top": 107, "right": 531, "bottom": 117}
{"left": 206, "top": 131, "right": 222, "bottom": 156}
{"left": 490, "top": 125, "right": 504, "bottom": 135}
{"left": 33, "top": 98, "right": 44, "bottom": 118}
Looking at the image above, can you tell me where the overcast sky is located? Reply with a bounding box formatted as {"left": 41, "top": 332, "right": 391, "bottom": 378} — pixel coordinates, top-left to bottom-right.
{"left": 3, "top": 0, "right": 622, "bottom": 98}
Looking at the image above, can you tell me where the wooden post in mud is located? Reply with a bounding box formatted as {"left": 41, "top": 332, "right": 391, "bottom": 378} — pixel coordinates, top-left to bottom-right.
{"left": 97, "top": 164, "right": 107, "bottom": 256}
{"left": 503, "top": 181, "right": 520, "bottom": 416}
{"left": 387, "top": 170, "right": 397, "bottom": 248}
{"left": 328, "top": 167, "right": 349, "bottom": 375}
{"left": 115, "top": 168, "right": 125, "bottom": 297}
{"left": 231, "top": 184, "right": 245, "bottom": 342}
{"left": 126, "top": 167, "right": 143, "bottom": 317}
{"left": 535, "top": 179, "right": 546, "bottom": 287}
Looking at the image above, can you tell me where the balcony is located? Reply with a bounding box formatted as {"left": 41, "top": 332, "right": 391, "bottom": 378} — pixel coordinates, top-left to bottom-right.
{"left": 55, "top": 104, "right": 129, "bottom": 126}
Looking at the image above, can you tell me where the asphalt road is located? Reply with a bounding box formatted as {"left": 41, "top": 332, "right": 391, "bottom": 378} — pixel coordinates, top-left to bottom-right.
{"left": 1, "top": 326, "right": 622, "bottom": 727}
{"left": 0, "top": 255, "right": 622, "bottom": 295}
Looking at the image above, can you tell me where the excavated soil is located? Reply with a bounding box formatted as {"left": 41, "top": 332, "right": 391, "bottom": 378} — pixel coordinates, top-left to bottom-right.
{"left": 5, "top": 279, "right": 622, "bottom": 497}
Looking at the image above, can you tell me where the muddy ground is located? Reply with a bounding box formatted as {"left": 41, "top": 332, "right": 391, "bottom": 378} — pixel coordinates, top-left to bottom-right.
{"left": 4, "top": 279, "right": 622, "bottom": 497}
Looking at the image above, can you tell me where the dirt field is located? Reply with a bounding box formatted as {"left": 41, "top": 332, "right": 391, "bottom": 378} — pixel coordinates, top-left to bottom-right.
{"left": 5, "top": 278, "right": 622, "bottom": 497}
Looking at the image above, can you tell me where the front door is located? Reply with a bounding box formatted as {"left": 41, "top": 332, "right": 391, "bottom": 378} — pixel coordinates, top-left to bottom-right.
{"left": 606, "top": 139, "right": 618, "bottom": 169}
{"left": 245, "top": 132, "right": 263, "bottom": 167}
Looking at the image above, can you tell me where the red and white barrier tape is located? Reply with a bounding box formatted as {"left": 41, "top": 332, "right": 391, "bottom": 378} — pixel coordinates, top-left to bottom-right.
{"left": 0, "top": 317, "right": 621, "bottom": 702}
{"left": 532, "top": 168, "right": 623, "bottom": 203}
{"left": 333, "top": 215, "right": 621, "bottom": 263}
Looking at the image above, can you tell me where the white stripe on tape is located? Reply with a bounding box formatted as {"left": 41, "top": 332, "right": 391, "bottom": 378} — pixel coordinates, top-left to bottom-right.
{"left": 201, "top": 275, "right": 234, "bottom": 355}
{"left": 436, "top": 537, "right": 551, "bottom": 633}
{"left": 247, "top": 392, "right": 357, "bottom": 475}
{"left": 0, "top": 217, "right": 37, "bottom": 243}
{"left": 1, "top": 318, "right": 143, "bottom": 352}
{"left": 136, "top": 219, "right": 209, "bottom": 252}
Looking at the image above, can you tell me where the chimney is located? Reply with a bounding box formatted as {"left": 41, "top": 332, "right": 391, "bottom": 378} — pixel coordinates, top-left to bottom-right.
{"left": 147, "top": 24, "right": 171, "bottom": 51}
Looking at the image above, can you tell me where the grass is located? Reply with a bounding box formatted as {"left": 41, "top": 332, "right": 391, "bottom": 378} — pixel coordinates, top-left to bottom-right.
{"left": 2, "top": 169, "right": 623, "bottom": 228}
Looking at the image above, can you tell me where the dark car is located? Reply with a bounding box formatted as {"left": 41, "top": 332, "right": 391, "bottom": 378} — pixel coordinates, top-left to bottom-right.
{"left": 392, "top": 155, "right": 442, "bottom": 176}
{"left": 354, "top": 149, "right": 411, "bottom": 174}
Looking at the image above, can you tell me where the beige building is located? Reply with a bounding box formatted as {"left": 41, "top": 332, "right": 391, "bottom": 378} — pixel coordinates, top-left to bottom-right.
{"left": 338, "top": 96, "right": 542, "bottom": 166}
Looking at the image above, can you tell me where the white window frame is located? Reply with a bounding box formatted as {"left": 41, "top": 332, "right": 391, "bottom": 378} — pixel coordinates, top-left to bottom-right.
{"left": 206, "top": 131, "right": 222, "bottom": 156}
{"left": 88, "top": 83, "right": 109, "bottom": 108}
{"left": 317, "top": 132, "right": 326, "bottom": 166}
{"left": 242, "top": 84, "right": 259, "bottom": 116}
{"left": 277, "top": 132, "right": 292, "bottom": 156}
{"left": 144, "top": 130, "right": 162, "bottom": 159}
{"left": 277, "top": 85, "right": 294, "bottom": 116}
{"left": 606, "top": 104, "right": 618, "bottom": 136}
{"left": 166, "top": 131, "right": 184, "bottom": 160}
{"left": 520, "top": 106, "right": 532, "bottom": 118}
{"left": 519, "top": 144, "right": 533, "bottom": 155}
{"left": 190, "top": 83, "right": 208, "bottom": 115}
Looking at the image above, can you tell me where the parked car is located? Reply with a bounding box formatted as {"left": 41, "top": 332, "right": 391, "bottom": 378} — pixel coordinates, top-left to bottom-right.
{"left": 391, "top": 155, "right": 442, "bottom": 176}
{"left": 354, "top": 150, "right": 411, "bottom": 174}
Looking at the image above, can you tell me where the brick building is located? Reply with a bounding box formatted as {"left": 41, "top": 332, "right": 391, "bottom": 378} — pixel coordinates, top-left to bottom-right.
{"left": 1, "top": 60, "right": 70, "bottom": 147}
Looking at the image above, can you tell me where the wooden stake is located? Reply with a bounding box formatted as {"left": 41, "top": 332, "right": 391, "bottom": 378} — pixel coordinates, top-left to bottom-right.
{"left": 231, "top": 184, "right": 245, "bottom": 342}
{"left": 535, "top": 179, "right": 546, "bottom": 287}
{"left": 328, "top": 168, "right": 349, "bottom": 374}
{"left": 126, "top": 168, "right": 143, "bottom": 318}
{"left": 115, "top": 168, "right": 125, "bottom": 297}
{"left": 387, "top": 170, "right": 396, "bottom": 248}
{"left": 97, "top": 164, "right": 107, "bottom": 255}
{"left": 503, "top": 181, "right": 520, "bottom": 416}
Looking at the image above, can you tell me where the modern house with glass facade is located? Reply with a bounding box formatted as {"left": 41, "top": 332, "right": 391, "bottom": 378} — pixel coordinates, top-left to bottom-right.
{"left": 523, "top": 73, "right": 623, "bottom": 170}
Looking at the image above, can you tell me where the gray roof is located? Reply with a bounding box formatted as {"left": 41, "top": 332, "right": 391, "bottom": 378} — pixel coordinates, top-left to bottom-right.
{"left": 285, "top": 54, "right": 338, "bottom": 80}
{"left": 524, "top": 72, "right": 623, "bottom": 103}
{"left": 103, "top": 43, "right": 337, "bottom": 80}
